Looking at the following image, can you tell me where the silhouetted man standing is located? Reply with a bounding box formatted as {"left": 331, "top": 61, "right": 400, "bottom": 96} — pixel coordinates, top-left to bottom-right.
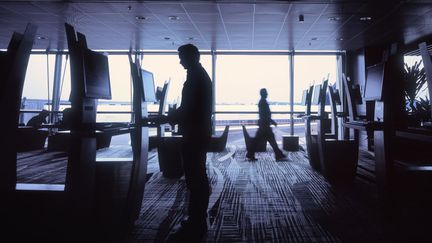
{"left": 246, "top": 88, "right": 286, "bottom": 161}
{"left": 152, "top": 44, "right": 212, "bottom": 242}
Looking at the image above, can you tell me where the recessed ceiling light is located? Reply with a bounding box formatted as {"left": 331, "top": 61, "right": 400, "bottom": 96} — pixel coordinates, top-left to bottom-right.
{"left": 168, "top": 16, "right": 180, "bottom": 21}
{"left": 359, "top": 16, "right": 372, "bottom": 21}
{"left": 311, "top": 37, "right": 318, "bottom": 41}
{"left": 164, "top": 37, "right": 171, "bottom": 40}
{"left": 299, "top": 14, "right": 304, "bottom": 23}
{"left": 328, "top": 16, "right": 341, "bottom": 22}
{"left": 135, "top": 16, "right": 149, "bottom": 21}
{"left": 335, "top": 37, "right": 344, "bottom": 41}
{"left": 36, "top": 36, "right": 47, "bottom": 40}
{"left": 188, "top": 37, "right": 194, "bottom": 41}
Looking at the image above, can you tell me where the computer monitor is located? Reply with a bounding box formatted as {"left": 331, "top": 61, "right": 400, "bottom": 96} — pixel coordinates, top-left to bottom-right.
{"left": 300, "top": 89, "right": 308, "bottom": 106}
{"left": 330, "top": 88, "right": 341, "bottom": 105}
{"left": 140, "top": 69, "right": 156, "bottom": 102}
{"left": 311, "top": 84, "right": 321, "bottom": 105}
{"left": 364, "top": 62, "right": 385, "bottom": 101}
{"left": 158, "top": 81, "right": 170, "bottom": 115}
{"left": 83, "top": 49, "right": 112, "bottom": 99}
{"left": 352, "top": 84, "right": 363, "bottom": 104}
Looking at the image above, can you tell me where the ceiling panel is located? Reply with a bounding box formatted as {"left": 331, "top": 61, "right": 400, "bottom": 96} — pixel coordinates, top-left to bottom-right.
{"left": 254, "top": 13, "right": 287, "bottom": 23}
{"left": 255, "top": 3, "right": 290, "bottom": 14}
{"left": 145, "top": 3, "right": 185, "bottom": 14}
{"left": 1, "top": 2, "right": 47, "bottom": 14}
{"left": 76, "top": 3, "right": 116, "bottom": 14}
{"left": 183, "top": 3, "right": 219, "bottom": 14}
{"left": 0, "top": 0, "right": 431, "bottom": 51}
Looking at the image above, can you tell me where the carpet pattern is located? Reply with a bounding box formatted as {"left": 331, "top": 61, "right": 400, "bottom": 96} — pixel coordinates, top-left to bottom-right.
{"left": 16, "top": 145, "right": 384, "bottom": 242}
{"left": 131, "top": 145, "right": 383, "bottom": 242}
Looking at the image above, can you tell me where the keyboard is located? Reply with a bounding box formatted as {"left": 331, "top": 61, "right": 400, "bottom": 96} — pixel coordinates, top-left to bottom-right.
{"left": 95, "top": 122, "right": 130, "bottom": 130}
{"left": 348, "top": 120, "right": 369, "bottom": 125}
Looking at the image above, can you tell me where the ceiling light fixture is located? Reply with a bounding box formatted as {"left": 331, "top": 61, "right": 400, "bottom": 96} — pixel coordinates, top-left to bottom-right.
{"left": 359, "top": 16, "right": 372, "bottom": 21}
{"left": 164, "top": 37, "right": 171, "bottom": 40}
{"left": 336, "top": 37, "right": 344, "bottom": 41}
{"left": 311, "top": 37, "right": 318, "bottom": 41}
{"left": 188, "top": 37, "right": 194, "bottom": 41}
{"left": 36, "top": 36, "right": 47, "bottom": 40}
{"left": 135, "top": 16, "right": 149, "bottom": 21}
{"left": 168, "top": 16, "right": 180, "bottom": 21}
{"left": 328, "top": 16, "right": 341, "bottom": 22}
{"left": 299, "top": 14, "right": 304, "bottom": 23}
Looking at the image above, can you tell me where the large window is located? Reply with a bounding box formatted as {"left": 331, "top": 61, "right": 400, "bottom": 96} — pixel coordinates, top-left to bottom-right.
{"left": 293, "top": 55, "right": 338, "bottom": 113}
{"left": 21, "top": 50, "right": 343, "bottom": 141}
{"left": 404, "top": 55, "right": 428, "bottom": 101}
{"left": 141, "top": 54, "right": 212, "bottom": 113}
{"left": 215, "top": 55, "right": 290, "bottom": 128}
{"left": 21, "top": 54, "right": 56, "bottom": 124}
{"left": 293, "top": 55, "right": 338, "bottom": 137}
{"left": 59, "top": 54, "right": 132, "bottom": 122}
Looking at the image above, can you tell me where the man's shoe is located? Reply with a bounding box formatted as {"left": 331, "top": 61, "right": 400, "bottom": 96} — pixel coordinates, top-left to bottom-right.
{"left": 165, "top": 219, "right": 207, "bottom": 243}
{"left": 276, "top": 153, "right": 287, "bottom": 161}
{"left": 246, "top": 153, "right": 257, "bottom": 161}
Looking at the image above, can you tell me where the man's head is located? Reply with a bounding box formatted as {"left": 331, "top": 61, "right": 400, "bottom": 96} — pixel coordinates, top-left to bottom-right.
{"left": 178, "top": 44, "right": 200, "bottom": 69}
{"left": 260, "top": 88, "right": 268, "bottom": 99}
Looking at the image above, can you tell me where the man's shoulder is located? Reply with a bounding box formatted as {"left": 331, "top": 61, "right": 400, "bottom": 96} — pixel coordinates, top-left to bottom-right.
{"left": 259, "top": 99, "right": 267, "bottom": 105}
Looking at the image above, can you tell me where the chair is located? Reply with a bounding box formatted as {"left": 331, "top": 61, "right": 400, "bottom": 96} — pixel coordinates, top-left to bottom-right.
{"left": 207, "top": 125, "right": 229, "bottom": 152}
{"left": 242, "top": 125, "right": 266, "bottom": 152}
{"left": 317, "top": 80, "right": 359, "bottom": 183}
{"left": 303, "top": 85, "right": 322, "bottom": 170}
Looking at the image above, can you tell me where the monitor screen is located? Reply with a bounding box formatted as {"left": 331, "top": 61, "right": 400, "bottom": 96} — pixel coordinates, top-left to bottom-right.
{"left": 158, "top": 81, "right": 170, "bottom": 115}
{"left": 364, "top": 63, "right": 385, "bottom": 101}
{"left": 300, "top": 89, "right": 308, "bottom": 105}
{"left": 311, "top": 85, "right": 321, "bottom": 105}
{"left": 140, "top": 69, "right": 156, "bottom": 102}
{"left": 332, "top": 89, "right": 341, "bottom": 105}
{"left": 352, "top": 85, "right": 363, "bottom": 104}
{"left": 83, "top": 49, "right": 112, "bottom": 99}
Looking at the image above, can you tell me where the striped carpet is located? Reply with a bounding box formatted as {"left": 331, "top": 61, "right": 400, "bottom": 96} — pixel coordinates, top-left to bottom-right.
{"left": 131, "top": 145, "right": 383, "bottom": 243}
{"left": 16, "top": 144, "right": 387, "bottom": 242}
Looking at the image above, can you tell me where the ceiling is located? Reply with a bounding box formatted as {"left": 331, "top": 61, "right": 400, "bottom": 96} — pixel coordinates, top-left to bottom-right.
{"left": 1, "top": 0, "right": 432, "bottom": 51}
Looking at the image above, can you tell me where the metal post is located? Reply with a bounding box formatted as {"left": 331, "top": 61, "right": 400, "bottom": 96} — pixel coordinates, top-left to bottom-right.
{"left": 211, "top": 50, "right": 216, "bottom": 134}
{"left": 289, "top": 53, "right": 295, "bottom": 135}
{"left": 51, "top": 53, "right": 63, "bottom": 123}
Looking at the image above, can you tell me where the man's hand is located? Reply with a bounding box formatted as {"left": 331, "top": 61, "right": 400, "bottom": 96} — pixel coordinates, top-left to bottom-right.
{"left": 271, "top": 120, "right": 278, "bottom": 127}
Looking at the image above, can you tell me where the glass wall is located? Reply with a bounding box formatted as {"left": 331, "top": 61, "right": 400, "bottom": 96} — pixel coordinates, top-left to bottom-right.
{"left": 141, "top": 54, "right": 212, "bottom": 113}
{"left": 59, "top": 54, "right": 133, "bottom": 123}
{"left": 215, "top": 55, "right": 290, "bottom": 131}
{"left": 404, "top": 55, "right": 428, "bottom": 101}
{"left": 21, "top": 51, "right": 341, "bottom": 143}
{"left": 292, "top": 55, "right": 338, "bottom": 137}
{"left": 404, "top": 55, "right": 430, "bottom": 124}
{"left": 21, "top": 54, "right": 56, "bottom": 125}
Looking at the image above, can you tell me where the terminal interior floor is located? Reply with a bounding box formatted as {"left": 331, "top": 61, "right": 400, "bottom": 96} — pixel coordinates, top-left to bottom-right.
{"left": 16, "top": 128, "right": 432, "bottom": 242}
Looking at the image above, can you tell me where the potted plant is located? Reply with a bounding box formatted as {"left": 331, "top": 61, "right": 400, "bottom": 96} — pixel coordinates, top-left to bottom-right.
{"left": 403, "top": 60, "right": 430, "bottom": 125}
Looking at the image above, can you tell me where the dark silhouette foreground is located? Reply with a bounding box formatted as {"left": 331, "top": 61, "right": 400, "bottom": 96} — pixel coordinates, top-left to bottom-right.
{"left": 149, "top": 44, "right": 212, "bottom": 243}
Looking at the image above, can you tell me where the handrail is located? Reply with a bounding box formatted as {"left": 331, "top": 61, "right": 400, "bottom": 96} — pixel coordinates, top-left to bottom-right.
{"left": 20, "top": 109, "right": 317, "bottom": 115}
{"left": 214, "top": 111, "right": 311, "bottom": 114}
